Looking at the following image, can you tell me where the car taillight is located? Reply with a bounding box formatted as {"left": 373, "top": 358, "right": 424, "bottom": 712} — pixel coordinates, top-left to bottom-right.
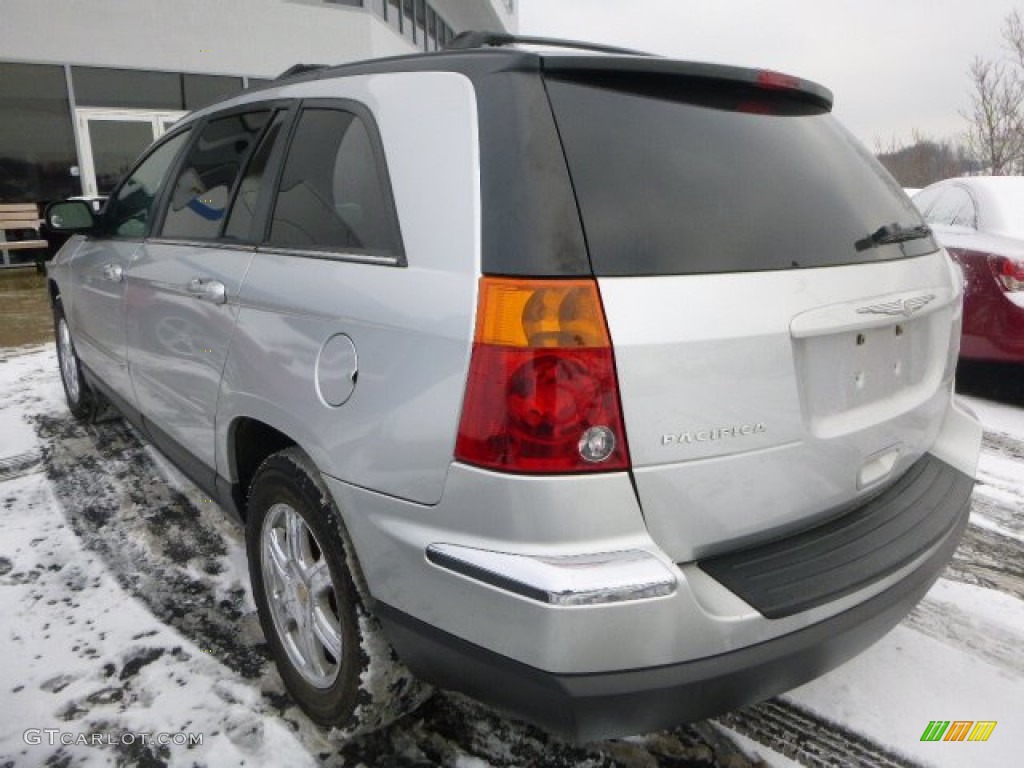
{"left": 455, "top": 277, "right": 630, "bottom": 474}
{"left": 989, "top": 254, "right": 1024, "bottom": 291}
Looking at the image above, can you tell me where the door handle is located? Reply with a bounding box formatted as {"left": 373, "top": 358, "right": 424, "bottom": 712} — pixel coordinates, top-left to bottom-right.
{"left": 187, "top": 277, "right": 227, "bottom": 305}
{"left": 101, "top": 263, "right": 123, "bottom": 282}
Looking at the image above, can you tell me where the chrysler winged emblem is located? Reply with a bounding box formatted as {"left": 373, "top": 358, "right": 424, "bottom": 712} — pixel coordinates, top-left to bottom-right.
{"left": 855, "top": 293, "right": 936, "bottom": 318}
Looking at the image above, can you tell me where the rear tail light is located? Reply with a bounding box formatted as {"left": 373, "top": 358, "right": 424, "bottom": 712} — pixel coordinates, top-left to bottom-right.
{"left": 989, "top": 254, "right": 1024, "bottom": 292}
{"left": 455, "top": 277, "right": 630, "bottom": 474}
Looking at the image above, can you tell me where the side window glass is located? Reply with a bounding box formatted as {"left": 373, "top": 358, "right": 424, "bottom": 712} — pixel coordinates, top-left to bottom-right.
{"left": 161, "top": 110, "right": 270, "bottom": 240}
{"left": 951, "top": 195, "right": 977, "bottom": 229}
{"left": 268, "top": 108, "right": 402, "bottom": 255}
{"left": 104, "top": 130, "right": 191, "bottom": 238}
{"left": 927, "top": 187, "right": 972, "bottom": 227}
{"left": 910, "top": 187, "right": 941, "bottom": 218}
{"left": 223, "top": 112, "right": 287, "bottom": 241}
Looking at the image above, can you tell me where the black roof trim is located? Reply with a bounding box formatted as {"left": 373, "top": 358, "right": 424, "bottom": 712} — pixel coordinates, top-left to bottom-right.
{"left": 253, "top": 42, "right": 831, "bottom": 110}
{"left": 275, "top": 63, "right": 330, "bottom": 81}
{"left": 444, "top": 30, "right": 653, "bottom": 57}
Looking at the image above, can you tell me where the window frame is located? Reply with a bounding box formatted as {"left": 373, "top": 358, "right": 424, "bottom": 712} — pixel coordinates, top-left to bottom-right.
{"left": 147, "top": 99, "right": 295, "bottom": 246}
{"left": 221, "top": 109, "right": 296, "bottom": 244}
{"left": 154, "top": 108, "right": 274, "bottom": 242}
{"left": 258, "top": 98, "right": 407, "bottom": 267}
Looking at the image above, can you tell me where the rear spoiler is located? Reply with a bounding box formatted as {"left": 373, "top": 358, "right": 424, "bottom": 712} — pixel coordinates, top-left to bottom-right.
{"left": 540, "top": 56, "right": 834, "bottom": 110}
{"left": 443, "top": 30, "right": 833, "bottom": 110}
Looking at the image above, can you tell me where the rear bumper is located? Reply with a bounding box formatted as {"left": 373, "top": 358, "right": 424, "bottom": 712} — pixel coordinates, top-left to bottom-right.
{"left": 698, "top": 453, "right": 973, "bottom": 619}
{"left": 377, "top": 479, "right": 970, "bottom": 741}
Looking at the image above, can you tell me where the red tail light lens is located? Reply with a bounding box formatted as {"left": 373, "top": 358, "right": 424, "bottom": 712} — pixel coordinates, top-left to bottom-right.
{"left": 455, "top": 278, "right": 630, "bottom": 474}
{"left": 989, "top": 254, "right": 1024, "bottom": 291}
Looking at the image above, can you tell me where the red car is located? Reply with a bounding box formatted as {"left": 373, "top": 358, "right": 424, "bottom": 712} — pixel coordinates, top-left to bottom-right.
{"left": 914, "top": 177, "right": 1024, "bottom": 362}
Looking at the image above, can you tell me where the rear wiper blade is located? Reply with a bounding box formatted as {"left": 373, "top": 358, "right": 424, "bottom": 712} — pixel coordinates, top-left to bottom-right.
{"left": 855, "top": 223, "right": 931, "bottom": 252}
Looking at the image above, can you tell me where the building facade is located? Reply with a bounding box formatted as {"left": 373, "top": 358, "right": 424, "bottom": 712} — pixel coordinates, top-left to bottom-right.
{"left": 0, "top": 0, "right": 516, "bottom": 210}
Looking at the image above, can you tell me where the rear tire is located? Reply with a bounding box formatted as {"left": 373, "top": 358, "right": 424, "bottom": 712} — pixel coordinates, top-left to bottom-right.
{"left": 246, "top": 447, "right": 428, "bottom": 735}
{"left": 53, "top": 299, "right": 96, "bottom": 422}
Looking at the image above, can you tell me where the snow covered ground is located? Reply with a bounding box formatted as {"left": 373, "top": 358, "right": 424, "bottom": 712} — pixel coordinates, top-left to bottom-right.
{"left": 0, "top": 344, "right": 1020, "bottom": 767}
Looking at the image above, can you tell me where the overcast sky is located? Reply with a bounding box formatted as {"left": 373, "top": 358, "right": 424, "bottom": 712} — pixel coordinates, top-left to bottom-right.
{"left": 518, "top": 0, "right": 1020, "bottom": 149}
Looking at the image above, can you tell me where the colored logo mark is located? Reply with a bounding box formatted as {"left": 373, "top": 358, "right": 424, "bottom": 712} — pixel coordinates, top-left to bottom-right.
{"left": 920, "top": 720, "right": 996, "bottom": 742}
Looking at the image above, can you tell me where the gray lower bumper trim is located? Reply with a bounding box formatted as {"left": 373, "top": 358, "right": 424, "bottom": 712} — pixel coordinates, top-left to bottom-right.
{"left": 699, "top": 455, "right": 973, "bottom": 619}
{"left": 374, "top": 492, "right": 969, "bottom": 742}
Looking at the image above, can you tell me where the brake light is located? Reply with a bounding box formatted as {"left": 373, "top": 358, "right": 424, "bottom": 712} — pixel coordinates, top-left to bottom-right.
{"left": 756, "top": 70, "right": 801, "bottom": 91}
{"left": 455, "top": 277, "right": 630, "bottom": 473}
{"left": 989, "top": 254, "right": 1024, "bottom": 291}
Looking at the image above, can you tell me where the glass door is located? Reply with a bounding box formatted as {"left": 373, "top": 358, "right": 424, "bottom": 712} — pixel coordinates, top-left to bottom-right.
{"left": 76, "top": 108, "right": 186, "bottom": 197}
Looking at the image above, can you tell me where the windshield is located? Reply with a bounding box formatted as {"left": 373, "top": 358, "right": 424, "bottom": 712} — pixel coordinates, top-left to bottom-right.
{"left": 544, "top": 74, "right": 933, "bottom": 276}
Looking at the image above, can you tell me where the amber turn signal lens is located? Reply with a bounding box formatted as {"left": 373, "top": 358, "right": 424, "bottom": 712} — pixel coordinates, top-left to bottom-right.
{"left": 474, "top": 278, "right": 611, "bottom": 348}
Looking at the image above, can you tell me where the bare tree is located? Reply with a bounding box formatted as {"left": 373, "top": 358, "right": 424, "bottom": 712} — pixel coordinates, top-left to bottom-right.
{"left": 1004, "top": 9, "right": 1024, "bottom": 68}
{"left": 876, "top": 130, "right": 974, "bottom": 187}
{"left": 962, "top": 56, "right": 1024, "bottom": 174}
{"left": 962, "top": 10, "right": 1024, "bottom": 174}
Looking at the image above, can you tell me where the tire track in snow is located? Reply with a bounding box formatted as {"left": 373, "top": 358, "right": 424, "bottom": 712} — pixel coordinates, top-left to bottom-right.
{"left": 981, "top": 429, "right": 1024, "bottom": 462}
{"left": 947, "top": 517, "right": 1024, "bottom": 600}
{"left": 718, "top": 700, "right": 918, "bottom": 768}
{"left": 32, "top": 411, "right": 764, "bottom": 767}
{"left": 904, "top": 595, "right": 1023, "bottom": 677}
{"left": 33, "top": 412, "right": 271, "bottom": 680}
{"left": 0, "top": 448, "right": 42, "bottom": 482}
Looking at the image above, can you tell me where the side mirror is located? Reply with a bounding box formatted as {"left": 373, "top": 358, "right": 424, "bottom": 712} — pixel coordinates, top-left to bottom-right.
{"left": 46, "top": 200, "right": 96, "bottom": 233}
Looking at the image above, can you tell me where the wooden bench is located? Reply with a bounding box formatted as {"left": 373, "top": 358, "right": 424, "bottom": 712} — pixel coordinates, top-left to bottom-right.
{"left": 0, "top": 203, "right": 49, "bottom": 270}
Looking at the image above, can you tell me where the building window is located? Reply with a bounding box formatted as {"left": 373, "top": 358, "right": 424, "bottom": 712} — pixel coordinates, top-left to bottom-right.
{"left": 73, "top": 67, "right": 244, "bottom": 111}
{"left": 426, "top": 7, "right": 438, "bottom": 50}
{"left": 184, "top": 74, "right": 245, "bottom": 110}
{"left": 415, "top": 0, "right": 427, "bottom": 50}
{"left": 72, "top": 66, "right": 182, "bottom": 109}
{"left": 0, "top": 63, "right": 79, "bottom": 203}
{"left": 402, "top": 0, "right": 415, "bottom": 43}
{"left": 439, "top": 20, "right": 454, "bottom": 46}
{"left": 387, "top": 0, "right": 402, "bottom": 33}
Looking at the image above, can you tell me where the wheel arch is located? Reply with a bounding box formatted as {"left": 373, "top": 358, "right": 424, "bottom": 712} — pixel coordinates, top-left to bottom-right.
{"left": 225, "top": 415, "right": 298, "bottom": 521}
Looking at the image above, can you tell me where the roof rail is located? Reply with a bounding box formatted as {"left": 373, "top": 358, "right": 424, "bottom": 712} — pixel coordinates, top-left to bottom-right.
{"left": 275, "top": 63, "right": 329, "bottom": 80}
{"left": 444, "top": 30, "right": 652, "bottom": 57}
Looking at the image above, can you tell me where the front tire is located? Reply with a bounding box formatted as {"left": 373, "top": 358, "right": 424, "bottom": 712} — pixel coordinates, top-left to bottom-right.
{"left": 246, "top": 447, "right": 427, "bottom": 734}
{"left": 53, "top": 299, "right": 96, "bottom": 421}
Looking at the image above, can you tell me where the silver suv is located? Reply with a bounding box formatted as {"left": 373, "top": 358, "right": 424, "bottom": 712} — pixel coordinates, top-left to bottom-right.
{"left": 45, "top": 33, "right": 982, "bottom": 741}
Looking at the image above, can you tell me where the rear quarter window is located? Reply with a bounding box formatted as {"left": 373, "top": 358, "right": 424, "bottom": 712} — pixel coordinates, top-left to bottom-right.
{"left": 544, "top": 75, "right": 932, "bottom": 276}
{"left": 267, "top": 107, "right": 403, "bottom": 259}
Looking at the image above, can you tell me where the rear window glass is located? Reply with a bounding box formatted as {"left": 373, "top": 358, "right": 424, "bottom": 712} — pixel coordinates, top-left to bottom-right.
{"left": 544, "top": 75, "right": 933, "bottom": 276}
